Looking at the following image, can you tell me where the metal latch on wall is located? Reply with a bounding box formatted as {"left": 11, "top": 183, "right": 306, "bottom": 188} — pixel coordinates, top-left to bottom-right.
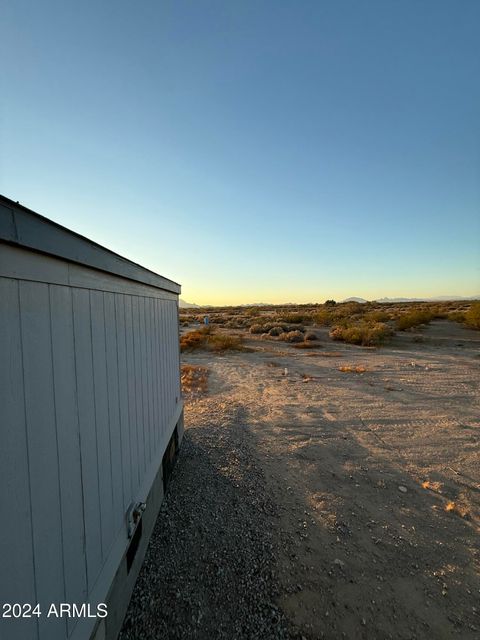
{"left": 126, "top": 501, "right": 146, "bottom": 538}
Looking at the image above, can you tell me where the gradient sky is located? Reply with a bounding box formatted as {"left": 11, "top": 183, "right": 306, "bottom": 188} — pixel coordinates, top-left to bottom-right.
{"left": 1, "top": 1, "right": 479, "bottom": 305}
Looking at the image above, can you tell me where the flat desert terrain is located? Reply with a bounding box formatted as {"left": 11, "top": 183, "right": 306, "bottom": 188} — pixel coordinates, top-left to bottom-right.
{"left": 122, "top": 317, "right": 480, "bottom": 640}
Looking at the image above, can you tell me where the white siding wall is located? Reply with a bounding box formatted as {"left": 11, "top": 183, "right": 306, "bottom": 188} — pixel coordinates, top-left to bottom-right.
{"left": 0, "top": 251, "right": 181, "bottom": 640}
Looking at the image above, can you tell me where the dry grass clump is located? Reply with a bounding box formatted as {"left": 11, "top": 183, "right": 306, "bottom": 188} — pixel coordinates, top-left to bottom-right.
{"left": 277, "top": 312, "right": 311, "bottom": 324}
{"left": 180, "top": 327, "right": 211, "bottom": 351}
{"left": 180, "top": 328, "right": 245, "bottom": 353}
{"left": 396, "top": 310, "right": 435, "bottom": 330}
{"left": 250, "top": 322, "right": 306, "bottom": 336}
{"left": 245, "top": 307, "right": 261, "bottom": 317}
{"left": 249, "top": 323, "right": 277, "bottom": 334}
{"left": 304, "top": 331, "right": 318, "bottom": 341}
{"left": 292, "top": 341, "right": 320, "bottom": 349}
{"left": 364, "top": 310, "right": 391, "bottom": 323}
{"left": 279, "top": 330, "right": 304, "bottom": 343}
{"left": 422, "top": 480, "right": 443, "bottom": 492}
{"left": 464, "top": 302, "right": 480, "bottom": 329}
{"left": 330, "top": 322, "right": 392, "bottom": 346}
{"left": 268, "top": 326, "right": 285, "bottom": 336}
{"left": 314, "top": 302, "right": 365, "bottom": 326}
{"left": 226, "top": 319, "right": 248, "bottom": 329}
{"left": 314, "top": 308, "right": 336, "bottom": 326}
{"left": 339, "top": 365, "right": 367, "bottom": 373}
{"left": 448, "top": 311, "right": 466, "bottom": 324}
{"left": 207, "top": 333, "right": 245, "bottom": 352}
{"left": 181, "top": 364, "right": 209, "bottom": 394}
{"left": 445, "top": 501, "right": 470, "bottom": 518}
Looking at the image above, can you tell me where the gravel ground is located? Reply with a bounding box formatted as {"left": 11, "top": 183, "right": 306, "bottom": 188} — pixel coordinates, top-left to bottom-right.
{"left": 121, "top": 320, "right": 480, "bottom": 639}
{"left": 119, "top": 400, "right": 293, "bottom": 640}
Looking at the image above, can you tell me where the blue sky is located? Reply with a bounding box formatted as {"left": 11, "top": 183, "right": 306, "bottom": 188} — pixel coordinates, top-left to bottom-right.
{"left": 1, "top": 0, "right": 479, "bottom": 304}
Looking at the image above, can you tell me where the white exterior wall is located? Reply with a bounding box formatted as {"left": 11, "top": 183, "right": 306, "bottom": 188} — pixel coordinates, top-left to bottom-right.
{"left": 0, "top": 201, "right": 182, "bottom": 640}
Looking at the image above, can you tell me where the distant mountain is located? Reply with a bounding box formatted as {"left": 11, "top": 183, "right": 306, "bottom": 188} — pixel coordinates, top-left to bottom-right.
{"left": 375, "top": 296, "right": 480, "bottom": 303}
{"left": 179, "top": 299, "right": 199, "bottom": 308}
{"left": 241, "top": 303, "right": 274, "bottom": 307}
{"left": 342, "top": 297, "right": 368, "bottom": 303}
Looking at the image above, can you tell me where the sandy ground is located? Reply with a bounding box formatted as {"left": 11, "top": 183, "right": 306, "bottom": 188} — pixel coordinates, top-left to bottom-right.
{"left": 123, "top": 320, "right": 480, "bottom": 639}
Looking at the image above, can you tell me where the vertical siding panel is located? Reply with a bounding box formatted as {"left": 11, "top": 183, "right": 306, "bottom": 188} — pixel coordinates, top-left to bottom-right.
{"left": 90, "top": 290, "right": 114, "bottom": 556}
{"left": 139, "top": 297, "right": 150, "bottom": 463}
{"left": 72, "top": 288, "right": 103, "bottom": 589}
{"left": 142, "top": 297, "right": 151, "bottom": 463}
{"left": 165, "top": 305, "right": 171, "bottom": 433}
{"left": 163, "top": 303, "right": 170, "bottom": 438}
{"left": 170, "top": 303, "right": 176, "bottom": 417}
{"left": 168, "top": 303, "right": 174, "bottom": 421}
{"left": 124, "top": 296, "right": 140, "bottom": 493}
{"left": 172, "top": 303, "right": 177, "bottom": 411}
{"left": 165, "top": 302, "right": 171, "bottom": 425}
{"left": 104, "top": 292, "right": 124, "bottom": 532}
{"left": 174, "top": 302, "right": 181, "bottom": 404}
{"left": 116, "top": 294, "right": 133, "bottom": 508}
{"left": 132, "top": 296, "right": 146, "bottom": 475}
{"left": 151, "top": 298, "right": 160, "bottom": 453}
{"left": 146, "top": 298, "right": 156, "bottom": 456}
{"left": 157, "top": 302, "right": 165, "bottom": 444}
{"left": 165, "top": 300, "right": 172, "bottom": 430}
{"left": 49, "top": 285, "right": 88, "bottom": 634}
{"left": 157, "top": 300, "right": 166, "bottom": 447}
{"left": 157, "top": 300, "right": 163, "bottom": 449}
{"left": 0, "top": 278, "right": 37, "bottom": 640}
{"left": 19, "top": 281, "right": 66, "bottom": 640}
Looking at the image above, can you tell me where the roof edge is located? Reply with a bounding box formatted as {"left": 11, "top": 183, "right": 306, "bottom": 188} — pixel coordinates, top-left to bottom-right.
{"left": 0, "top": 195, "right": 181, "bottom": 295}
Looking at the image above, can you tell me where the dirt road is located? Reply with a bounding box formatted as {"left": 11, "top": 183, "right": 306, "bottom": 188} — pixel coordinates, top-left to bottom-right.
{"left": 122, "top": 321, "right": 480, "bottom": 639}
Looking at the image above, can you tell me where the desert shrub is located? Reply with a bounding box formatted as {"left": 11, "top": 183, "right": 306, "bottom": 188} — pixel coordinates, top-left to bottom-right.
{"left": 337, "top": 302, "right": 365, "bottom": 316}
{"left": 304, "top": 331, "right": 318, "bottom": 341}
{"left": 330, "top": 322, "right": 392, "bottom": 346}
{"left": 285, "top": 325, "right": 305, "bottom": 333}
{"left": 364, "top": 310, "right": 390, "bottom": 323}
{"left": 448, "top": 311, "right": 466, "bottom": 324}
{"left": 325, "top": 299, "right": 336, "bottom": 306}
{"left": 245, "top": 307, "right": 260, "bottom": 317}
{"left": 314, "top": 310, "right": 343, "bottom": 326}
{"left": 430, "top": 307, "right": 449, "bottom": 319}
{"left": 278, "top": 312, "right": 310, "bottom": 324}
{"left": 464, "top": 302, "right": 480, "bottom": 329}
{"left": 396, "top": 310, "right": 435, "bottom": 331}
{"left": 180, "top": 328, "right": 244, "bottom": 352}
{"left": 249, "top": 323, "right": 267, "bottom": 334}
{"left": 268, "top": 326, "right": 285, "bottom": 336}
{"left": 314, "top": 302, "right": 365, "bottom": 326}
{"left": 251, "top": 322, "right": 301, "bottom": 335}
{"left": 314, "top": 309, "right": 335, "bottom": 325}
{"left": 226, "top": 319, "right": 246, "bottom": 328}
{"left": 279, "top": 330, "right": 304, "bottom": 343}
{"left": 180, "top": 327, "right": 211, "bottom": 351}
{"left": 207, "top": 333, "right": 244, "bottom": 352}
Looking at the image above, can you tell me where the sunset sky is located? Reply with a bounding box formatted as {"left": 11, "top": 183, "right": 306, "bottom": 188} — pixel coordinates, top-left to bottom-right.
{"left": 1, "top": 0, "right": 479, "bottom": 305}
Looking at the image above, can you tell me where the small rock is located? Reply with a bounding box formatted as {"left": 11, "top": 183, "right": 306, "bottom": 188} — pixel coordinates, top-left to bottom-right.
{"left": 398, "top": 485, "right": 408, "bottom": 493}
